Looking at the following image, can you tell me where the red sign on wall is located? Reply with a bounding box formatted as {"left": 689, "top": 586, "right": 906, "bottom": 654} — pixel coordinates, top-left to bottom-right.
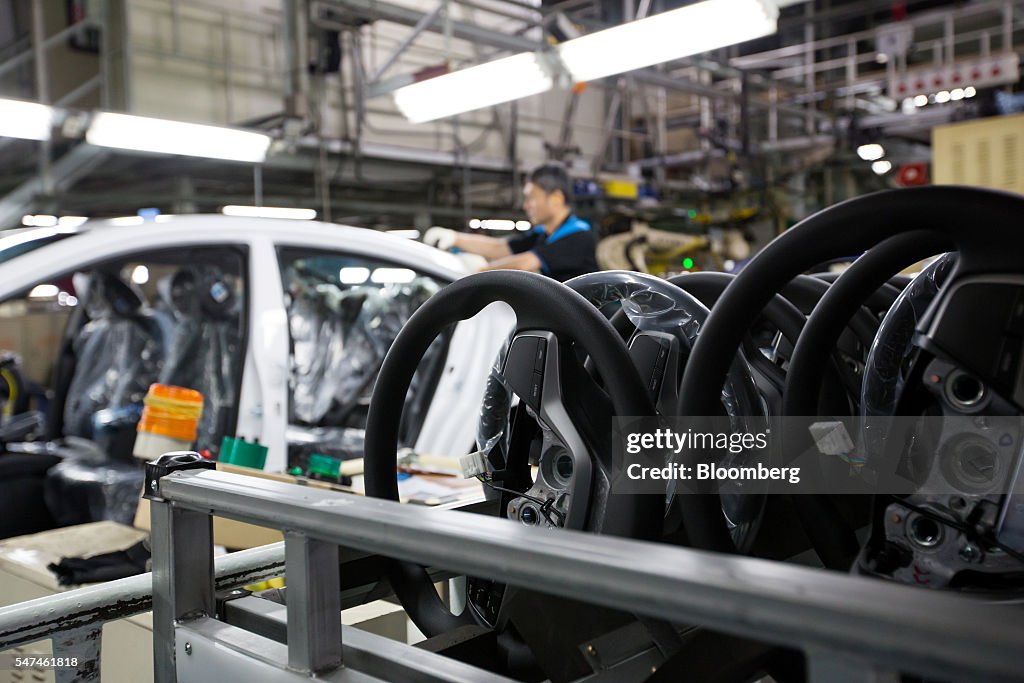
{"left": 897, "top": 163, "right": 929, "bottom": 187}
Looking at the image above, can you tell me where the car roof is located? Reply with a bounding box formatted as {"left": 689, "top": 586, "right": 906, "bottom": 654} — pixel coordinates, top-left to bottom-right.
{"left": 0, "top": 215, "right": 468, "bottom": 291}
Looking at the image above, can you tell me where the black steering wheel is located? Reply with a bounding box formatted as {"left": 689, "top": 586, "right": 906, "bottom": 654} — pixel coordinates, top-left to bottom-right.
{"left": 365, "top": 270, "right": 670, "bottom": 638}
{"left": 674, "top": 186, "right": 1024, "bottom": 557}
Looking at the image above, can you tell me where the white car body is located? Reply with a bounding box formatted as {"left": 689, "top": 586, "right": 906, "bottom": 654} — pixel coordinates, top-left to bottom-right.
{"left": 0, "top": 216, "right": 513, "bottom": 471}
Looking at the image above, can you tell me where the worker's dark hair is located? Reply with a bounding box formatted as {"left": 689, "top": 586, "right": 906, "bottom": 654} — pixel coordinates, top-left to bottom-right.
{"left": 529, "top": 162, "right": 573, "bottom": 205}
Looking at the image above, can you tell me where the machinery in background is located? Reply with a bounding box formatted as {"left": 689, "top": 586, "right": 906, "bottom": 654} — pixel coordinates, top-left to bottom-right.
{"left": 596, "top": 207, "right": 758, "bottom": 276}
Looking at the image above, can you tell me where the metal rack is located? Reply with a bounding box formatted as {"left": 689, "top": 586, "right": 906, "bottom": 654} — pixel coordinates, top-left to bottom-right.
{"left": 140, "top": 465, "right": 1024, "bottom": 683}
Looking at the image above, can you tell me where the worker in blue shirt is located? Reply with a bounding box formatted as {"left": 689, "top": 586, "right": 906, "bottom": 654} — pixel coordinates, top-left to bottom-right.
{"left": 423, "top": 162, "right": 598, "bottom": 282}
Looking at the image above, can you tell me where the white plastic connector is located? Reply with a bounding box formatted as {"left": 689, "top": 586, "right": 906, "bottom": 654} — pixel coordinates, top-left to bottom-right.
{"left": 458, "top": 450, "right": 489, "bottom": 479}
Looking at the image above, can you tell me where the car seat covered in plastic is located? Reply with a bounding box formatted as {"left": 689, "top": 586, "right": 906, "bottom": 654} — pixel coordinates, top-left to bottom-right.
{"left": 62, "top": 272, "right": 164, "bottom": 442}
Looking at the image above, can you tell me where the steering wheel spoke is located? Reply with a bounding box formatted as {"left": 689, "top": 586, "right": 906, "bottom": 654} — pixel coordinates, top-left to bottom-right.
{"left": 499, "top": 331, "right": 594, "bottom": 531}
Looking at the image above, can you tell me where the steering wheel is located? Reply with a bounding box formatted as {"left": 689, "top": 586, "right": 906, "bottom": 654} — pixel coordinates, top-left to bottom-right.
{"left": 364, "top": 270, "right": 668, "bottom": 638}
{"left": 561, "top": 271, "right": 769, "bottom": 551}
{"left": 674, "top": 186, "right": 1024, "bottom": 558}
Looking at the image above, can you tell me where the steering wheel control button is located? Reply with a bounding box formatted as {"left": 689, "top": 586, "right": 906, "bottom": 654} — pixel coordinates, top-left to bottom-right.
{"left": 629, "top": 333, "right": 672, "bottom": 398}
{"left": 504, "top": 335, "right": 540, "bottom": 407}
{"left": 534, "top": 338, "right": 547, "bottom": 371}
{"left": 529, "top": 372, "right": 544, "bottom": 411}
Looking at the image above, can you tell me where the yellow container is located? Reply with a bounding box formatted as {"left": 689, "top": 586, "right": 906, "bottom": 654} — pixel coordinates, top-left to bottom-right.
{"left": 134, "top": 384, "right": 204, "bottom": 459}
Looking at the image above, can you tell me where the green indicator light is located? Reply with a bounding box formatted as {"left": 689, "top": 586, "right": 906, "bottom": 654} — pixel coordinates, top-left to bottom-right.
{"left": 688, "top": 209, "right": 697, "bottom": 218}
{"left": 683, "top": 257, "right": 694, "bottom": 269}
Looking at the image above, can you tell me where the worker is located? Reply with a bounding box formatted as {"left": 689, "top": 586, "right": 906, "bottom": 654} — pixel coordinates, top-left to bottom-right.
{"left": 423, "top": 162, "right": 598, "bottom": 282}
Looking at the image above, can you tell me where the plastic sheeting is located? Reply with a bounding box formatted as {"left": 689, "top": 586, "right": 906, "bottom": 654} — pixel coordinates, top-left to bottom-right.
{"left": 284, "top": 266, "right": 443, "bottom": 440}
{"left": 860, "top": 255, "right": 957, "bottom": 456}
{"left": 63, "top": 273, "right": 163, "bottom": 443}
{"left": 155, "top": 265, "right": 243, "bottom": 452}
{"left": 285, "top": 424, "right": 366, "bottom": 469}
{"left": 43, "top": 449, "right": 146, "bottom": 526}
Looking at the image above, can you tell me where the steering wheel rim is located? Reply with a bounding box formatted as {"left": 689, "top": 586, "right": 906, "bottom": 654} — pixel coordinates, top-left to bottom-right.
{"left": 783, "top": 231, "right": 953, "bottom": 419}
{"left": 364, "top": 270, "right": 664, "bottom": 637}
{"left": 674, "top": 186, "right": 1024, "bottom": 555}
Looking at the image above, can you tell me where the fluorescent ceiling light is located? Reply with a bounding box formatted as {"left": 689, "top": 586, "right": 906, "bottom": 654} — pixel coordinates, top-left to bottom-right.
{"left": 557, "top": 0, "right": 778, "bottom": 83}
{"left": 29, "top": 284, "right": 59, "bottom": 299}
{"left": 935, "top": 90, "right": 951, "bottom": 104}
{"left": 481, "top": 220, "right": 516, "bottom": 231}
{"left": 58, "top": 216, "right": 88, "bottom": 228}
{"left": 394, "top": 52, "right": 554, "bottom": 123}
{"left": 964, "top": 86, "right": 977, "bottom": 98}
{"left": 371, "top": 267, "right": 416, "bottom": 284}
{"left": 87, "top": 112, "right": 271, "bottom": 163}
{"left": 22, "top": 214, "right": 58, "bottom": 227}
{"left": 950, "top": 88, "right": 965, "bottom": 101}
{"left": 872, "top": 160, "right": 893, "bottom": 175}
{"left": 468, "top": 219, "right": 482, "bottom": 229}
{"left": 914, "top": 94, "right": 929, "bottom": 107}
{"left": 109, "top": 216, "right": 145, "bottom": 226}
{"left": 221, "top": 205, "right": 316, "bottom": 220}
{"left": 515, "top": 221, "right": 532, "bottom": 231}
{"left": 0, "top": 98, "right": 54, "bottom": 141}
{"left": 339, "top": 267, "right": 370, "bottom": 285}
{"left": 386, "top": 229, "right": 421, "bottom": 239}
{"left": 131, "top": 265, "right": 150, "bottom": 285}
{"left": 857, "top": 143, "right": 885, "bottom": 161}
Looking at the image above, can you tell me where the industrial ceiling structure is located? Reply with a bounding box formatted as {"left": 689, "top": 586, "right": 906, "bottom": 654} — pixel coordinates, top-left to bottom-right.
{"left": 0, "top": 0, "right": 1020, "bottom": 230}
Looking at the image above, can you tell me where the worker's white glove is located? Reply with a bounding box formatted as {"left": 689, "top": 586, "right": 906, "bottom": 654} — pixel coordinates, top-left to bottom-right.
{"left": 456, "top": 252, "right": 488, "bottom": 272}
{"left": 423, "top": 226, "right": 457, "bottom": 251}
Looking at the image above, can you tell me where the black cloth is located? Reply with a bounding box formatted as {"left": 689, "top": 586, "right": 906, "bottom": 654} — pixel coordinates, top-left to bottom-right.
{"left": 507, "top": 216, "right": 598, "bottom": 282}
{"left": 48, "top": 540, "right": 150, "bottom": 586}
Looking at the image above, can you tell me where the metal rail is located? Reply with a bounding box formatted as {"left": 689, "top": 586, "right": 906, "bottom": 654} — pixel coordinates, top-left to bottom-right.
{"left": 0, "top": 542, "right": 284, "bottom": 682}
{"left": 155, "top": 468, "right": 1024, "bottom": 683}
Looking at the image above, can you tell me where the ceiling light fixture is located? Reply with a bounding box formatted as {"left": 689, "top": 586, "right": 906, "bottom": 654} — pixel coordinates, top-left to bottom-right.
{"left": 385, "top": 229, "right": 421, "bottom": 239}
{"left": 872, "top": 160, "right": 893, "bottom": 175}
{"left": 0, "top": 98, "right": 54, "bottom": 141}
{"left": 221, "top": 205, "right": 316, "bottom": 220}
{"left": 857, "top": 143, "right": 885, "bottom": 161}
{"left": 87, "top": 112, "right": 272, "bottom": 163}
{"left": 370, "top": 267, "right": 417, "bottom": 284}
{"left": 557, "top": 0, "right": 778, "bottom": 83}
{"left": 339, "top": 267, "right": 370, "bottom": 285}
{"left": 21, "top": 214, "right": 58, "bottom": 227}
{"left": 394, "top": 52, "right": 555, "bottom": 123}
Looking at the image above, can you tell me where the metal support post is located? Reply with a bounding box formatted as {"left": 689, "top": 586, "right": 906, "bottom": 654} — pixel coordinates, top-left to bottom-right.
{"left": 30, "top": 0, "right": 53, "bottom": 199}
{"left": 284, "top": 532, "right": 341, "bottom": 674}
{"left": 803, "top": 8, "right": 815, "bottom": 136}
{"left": 52, "top": 627, "right": 103, "bottom": 683}
{"left": 284, "top": 0, "right": 310, "bottom": 119}
{"left": 148, "top": 455, "right": 217, "bottom": 683}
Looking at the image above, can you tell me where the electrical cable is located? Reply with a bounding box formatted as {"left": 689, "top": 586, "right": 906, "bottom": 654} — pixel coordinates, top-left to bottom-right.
{"left": 476, "top": 475, "right": 565, "bottom": 526}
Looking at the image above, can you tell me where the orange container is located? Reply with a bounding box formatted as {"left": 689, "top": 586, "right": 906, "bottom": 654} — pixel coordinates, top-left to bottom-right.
{"left": 137, "top": 384, "right": 204, "bottom": 442}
